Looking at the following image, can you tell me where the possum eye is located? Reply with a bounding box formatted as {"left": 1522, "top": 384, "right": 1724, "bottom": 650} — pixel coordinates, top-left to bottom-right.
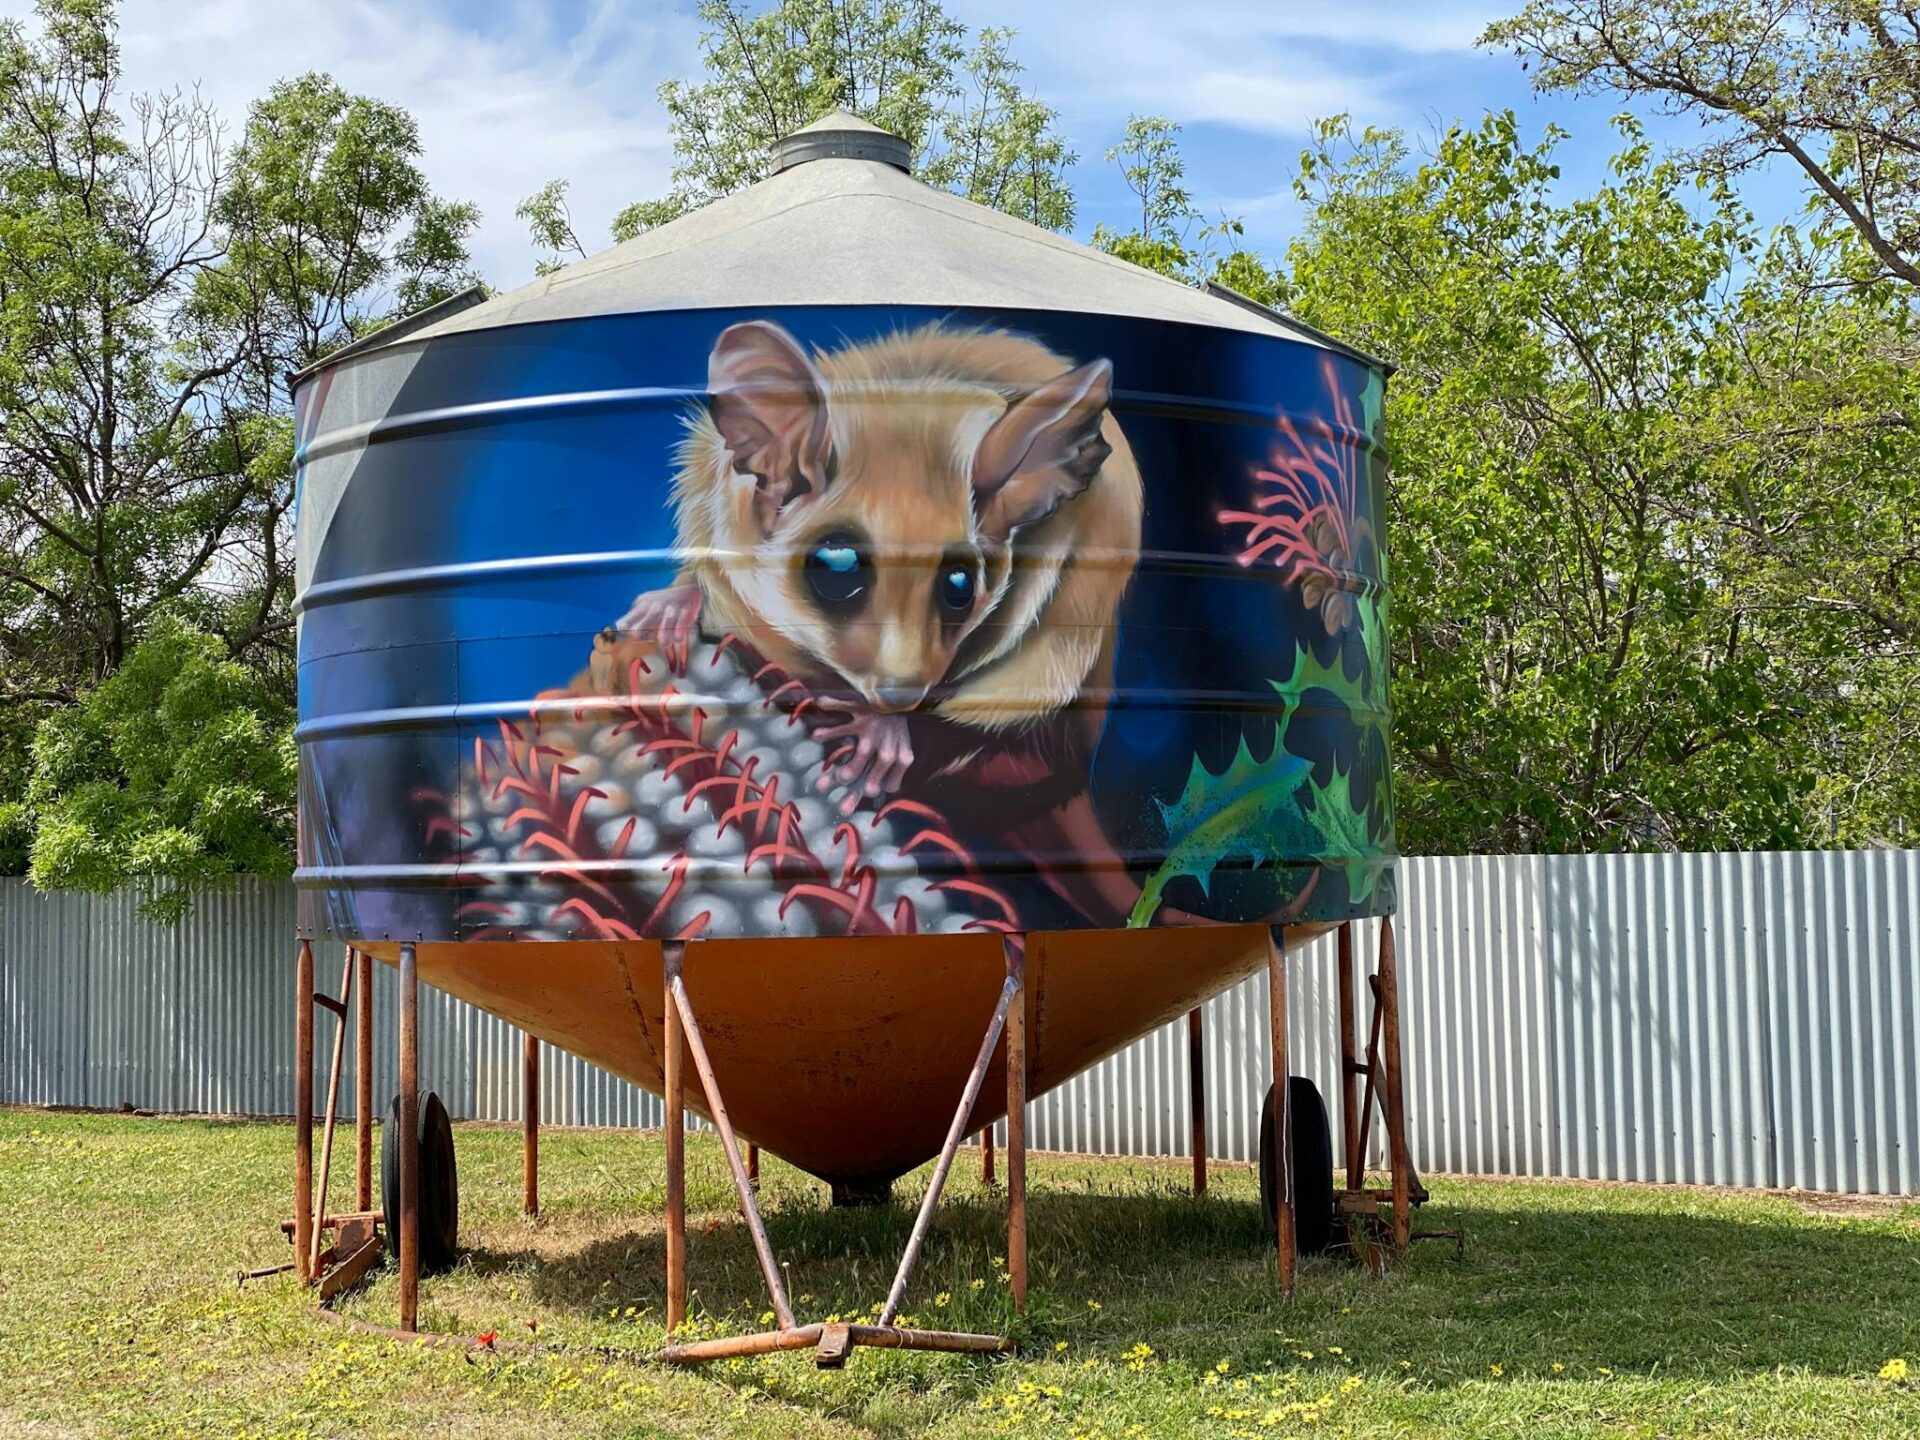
{"left": 937, "top": 558, "right": 978, "bottom": 617}
{"left": 804, "top": 532, "right": 872, "bottom": 614}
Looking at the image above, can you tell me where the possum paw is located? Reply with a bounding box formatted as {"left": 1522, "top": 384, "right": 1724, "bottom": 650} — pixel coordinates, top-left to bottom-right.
{"left": 617, "top": 583, "right": 702, "bottom": 672}
{"left": 814, "top": 708, "right": 914, "bottom": 814}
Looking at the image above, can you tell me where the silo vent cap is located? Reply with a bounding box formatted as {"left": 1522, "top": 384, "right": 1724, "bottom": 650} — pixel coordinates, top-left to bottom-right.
{"left": 773, "top": 110, "right": 911, "bottom": 174}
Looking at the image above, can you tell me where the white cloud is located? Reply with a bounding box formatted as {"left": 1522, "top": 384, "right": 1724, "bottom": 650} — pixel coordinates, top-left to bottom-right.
{"left": 0, "top": 0, "right": 703, "bottom": 290}
{"left": 0, "top": 0, "right": 1510, "bottom": 288}
{"left": 947, "top": 0, "right": 1503, "bottom": 136}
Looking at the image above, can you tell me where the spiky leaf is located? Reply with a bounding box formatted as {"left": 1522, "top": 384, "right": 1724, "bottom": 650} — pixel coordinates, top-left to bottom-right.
{"left": 1302, "top": 764, "right": 1391, "bottom": 907}
{"left": 1128, "top": 731, "right": 1311, "bottom": 927}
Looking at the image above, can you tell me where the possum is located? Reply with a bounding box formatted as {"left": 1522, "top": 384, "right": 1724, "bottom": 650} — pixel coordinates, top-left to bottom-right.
{"left": 622, "top": 320, "right": 1145, "bottom": 825}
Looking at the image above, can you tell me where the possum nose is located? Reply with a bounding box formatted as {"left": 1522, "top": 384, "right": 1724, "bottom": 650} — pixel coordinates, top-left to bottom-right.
{"left": 871, "top": 681, "right": 929, "bottom": 713}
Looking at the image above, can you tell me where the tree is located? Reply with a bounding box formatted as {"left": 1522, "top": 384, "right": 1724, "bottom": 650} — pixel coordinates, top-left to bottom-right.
{"left": 1485, "top": 0, "right": 1920, "bottom": 844}
{"left": 1085, "top": 116, "right": 1289, "bottom": 303}
{"left": 11, "top": 619, "right": 295, "bottom": 921}
{"left": 1090, "top": 114, "right": 1197, "bottom": 276}
{"left": 517, "top": 178, "right": 588, "bottom": 276}
{"left": 0, "top": 0, "right": 243, "bottom": 737}
{"left": 522, "top": 0, "right": 1076, "bottom": 255}
{"left": 1485, "top": 0, "right": 1920, "bottom": 290}
{"left": 0, "top": 0, "right": 480, "bottom": 905}
{"left": 918, "top": 27, "right": 1075, "bottom": 230}
{"left": 1280, "top": 112, "right": 1830, "bottom": 853}
{"left": 1686, "top": 228, "right": 1919, "bottom": 843}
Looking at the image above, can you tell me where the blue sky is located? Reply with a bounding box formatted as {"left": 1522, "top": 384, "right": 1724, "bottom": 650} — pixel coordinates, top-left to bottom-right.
{"left": 16, "top": 0, "right": 1811, "bottom": 289}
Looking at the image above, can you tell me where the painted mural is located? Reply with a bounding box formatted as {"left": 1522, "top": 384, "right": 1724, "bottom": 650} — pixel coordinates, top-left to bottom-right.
{"left": 294, "top": 307, "right": 1395, "bottom": 943}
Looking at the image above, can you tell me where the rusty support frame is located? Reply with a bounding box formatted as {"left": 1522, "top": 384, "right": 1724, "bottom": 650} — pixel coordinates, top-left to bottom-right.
{"left": 1267, "top": 926, "right": 1296, "bottom": 1296}
{"left": 663, "top": 948, "right": 688, "bottom": 1333}
{"left": 523, "top": 1031, "right": 540, "bottom": 1217}
{"left": 665, "top": 944, "right": 795, "bottom": 1329}
{"left": 397, "top": 941, "right": 420, "bottom": 1333}
{"left": 1330, "top": 917, "right": 1429, "bottom": 1264}
{"left": 294, "top": 940, "right": 315, "bottom": 1285}
{"left": 659, "top": 935, "right": 1021, "bottom": 1368}
{"left": 308, "top": 951, "right": 356, "bottom": 1280}
{"left": 1336, "top": 925, "right": 1362, "bottom": 1191}
{"left": 1004, "top": 936, "right": 1028, "bottom": 1312}
{"left": 1376, "top": 917, "right": 1413, "bottom": 1248}
{"left": 663, "top": 1322, "right": 1010, "bottom": 1365}
{"left": 980, "top": 1126, "right": 994, "bottom": 1184}
{"left": 881, "top": 959, "right": 1018, "bottom": 1324}
{"left": 354, "top": 949, "right": 374, "bottom": 1211}
{"left": 1187, "top": 1007, "right": 1207, "bottom": 1197}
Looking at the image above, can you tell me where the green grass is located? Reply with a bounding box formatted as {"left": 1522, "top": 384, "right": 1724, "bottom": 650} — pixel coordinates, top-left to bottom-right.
{"left": 0, "top": 1108, "right": 1915, "bottom": 1438}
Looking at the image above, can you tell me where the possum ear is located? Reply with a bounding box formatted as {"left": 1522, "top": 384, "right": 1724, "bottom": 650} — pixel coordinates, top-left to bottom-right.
{"left": 707, "top": 321, "right": 835, "bottom": 535}
{"left": 972, "top": 358, "right": 1114, "bottom": 540}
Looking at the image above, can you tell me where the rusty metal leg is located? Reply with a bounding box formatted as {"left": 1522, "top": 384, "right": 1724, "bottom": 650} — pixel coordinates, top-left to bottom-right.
{"left": 294, "top": 940, "right": 315, "bottom": 1286}
{"left": 1005, "top": 936, "right": 1029, "bottom": 1314}
{"left": 664, "top": 943, "right": 687, "bottom": 1334}
{"left": 666, "top": 942, "right": 795, "bottom": 1330}
{"left": 981, "top": 1127, "right": 994, "bottom": 1185}
{"left": 397, "top": 941, "right": 420, "bottom": 1333}
{"left": 1267, "top": 927, "right": 1296, "bottom": 1296}
{"left": 746, "top": 1143, "right": 759, "bottom": 1190}
{"left": 1187, "top": 1006, "right": 1207, "bottom": 1198}
{"left": 1337, "top": 924, "right": 1362, "bottom": 1190}
{"left": 354, "top": 948, "right": 373, "bottom": 1211}
{"left": 309, "top": 951, "right": 355, "bottom": 1279}
{"left": 523, "top": 1031, "right": 540, "bottom": 1217}
{"left": 877, "top": 967, "right": 1019, "bottom": 1325}
{"left": 1377, "top": 917, "right": 1412, "bottom": 1250}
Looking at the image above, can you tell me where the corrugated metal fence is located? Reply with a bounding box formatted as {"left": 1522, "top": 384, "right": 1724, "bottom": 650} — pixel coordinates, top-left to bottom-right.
{"left": 3, "top": 852, "right": 1915, "bottom": 1194}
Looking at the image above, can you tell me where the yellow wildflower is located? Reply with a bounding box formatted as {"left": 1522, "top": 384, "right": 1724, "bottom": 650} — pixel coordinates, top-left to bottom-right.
{"left": 971, "top": 1278, "right": 987, "bottom": 1291}
{"left": 1881, "top": 1358, "right": 1910, "bottom": 1383}
{"left": 934, "top": 1292, "right": 951, "bottom": 1308}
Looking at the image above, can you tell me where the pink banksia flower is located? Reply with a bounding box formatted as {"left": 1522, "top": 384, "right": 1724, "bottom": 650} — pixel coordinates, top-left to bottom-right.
{"left": 1218, "top": 354, "right": 1372, "bottom": 638}
{"left": 423, "top": 631, "right": 1016, "bottom": 941}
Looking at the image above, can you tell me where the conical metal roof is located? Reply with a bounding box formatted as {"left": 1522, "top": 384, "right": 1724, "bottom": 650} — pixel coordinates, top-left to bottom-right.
{"left": 386, "top": 111, "right": 1335, "bottom": 353}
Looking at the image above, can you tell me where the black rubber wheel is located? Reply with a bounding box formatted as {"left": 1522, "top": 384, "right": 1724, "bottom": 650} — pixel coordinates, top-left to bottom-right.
{"left": 1259, "top": 1076, "right": 1336, "bottom": 1256}
{"left": 381, "top": 1090, "right": 459, "bottom": 1274}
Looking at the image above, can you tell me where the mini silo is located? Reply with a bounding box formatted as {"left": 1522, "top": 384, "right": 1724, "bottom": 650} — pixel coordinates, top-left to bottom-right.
{"left": 291, "top": 112, "right": 1404, "bottom": 1353}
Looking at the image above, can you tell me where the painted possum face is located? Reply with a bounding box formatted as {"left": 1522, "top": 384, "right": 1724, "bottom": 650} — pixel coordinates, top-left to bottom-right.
{"left": 704, "top": 321, "right": 1114, "bottom": 713}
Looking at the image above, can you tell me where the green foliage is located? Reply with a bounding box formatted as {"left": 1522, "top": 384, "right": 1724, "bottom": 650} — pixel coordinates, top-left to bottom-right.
{"left": 918, "top": 27, "right": 1075, "bottom": 230}
{"left": 1282, "top": 111, "right": 1842, "bottom": 853}
{"left": 22, "top": 622, "right": 295, "bottom": 920}
{"left": 543, "top": 0, "right": 1077, "bottom": 258}
{"left": 1103, "top": 114, "right": 1194, "bottom": 247}
{"left": 1090, "top": 132, "right": 1292, "bottom": 304}
{"left": 1486, "top": 0, "right": 1920, "bottom": 290}
{"left": 516, "top": 177, "right": 587, "bottom": 275}
{"left": 207, "top": 70, "right": 482, "bottom": 361}
{"left": 0, "top": 1, "right": 476, "bottom": 904}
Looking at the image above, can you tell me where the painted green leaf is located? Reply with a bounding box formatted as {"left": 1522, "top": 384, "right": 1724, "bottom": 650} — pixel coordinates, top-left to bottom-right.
{"left": 1302, "top": 764, "right": 1390, "bottom": 907}
{"left": 1127, "top": 731, "right": 1311, "bottom": 927}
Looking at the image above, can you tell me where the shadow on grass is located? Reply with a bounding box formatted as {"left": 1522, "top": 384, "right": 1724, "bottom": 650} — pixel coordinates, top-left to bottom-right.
{"left": 458, "top": 1181, "right": 1916, "bottom": 1383}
